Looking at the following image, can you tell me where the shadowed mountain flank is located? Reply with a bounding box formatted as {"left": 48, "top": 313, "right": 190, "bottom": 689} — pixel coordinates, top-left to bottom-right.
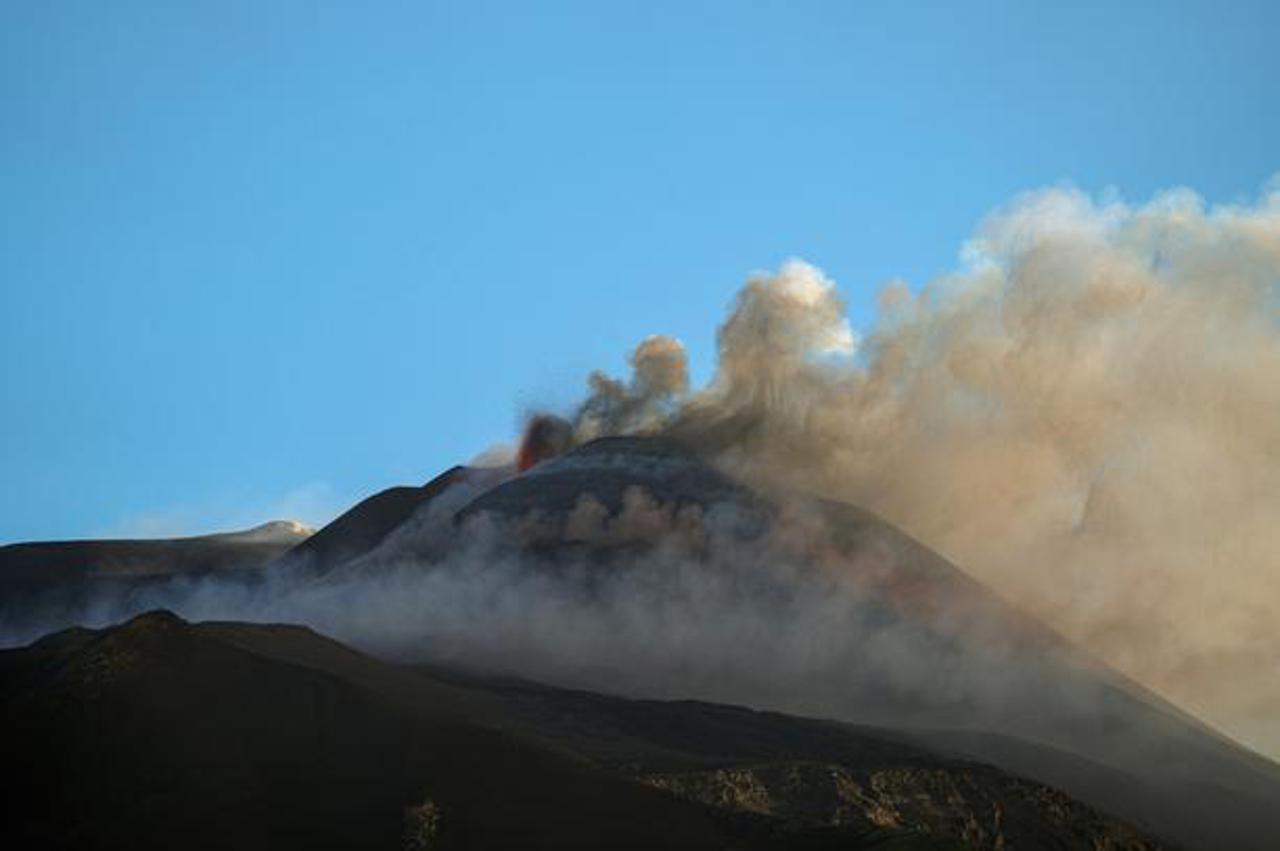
{"left": 1, "top": 611, "right": 1165, "bottom": 851}
{"left": 0, "top": 522, "right": 312, "bottom": 638}
{"left": 0, "top": 521, "right": 311, "bottom": 593}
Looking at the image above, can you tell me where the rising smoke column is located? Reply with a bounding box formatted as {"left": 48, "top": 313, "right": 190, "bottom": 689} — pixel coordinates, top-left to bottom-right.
{"left": 515, "top": 335, "right": 691, "bottom": 471}
{"left": 584, "top": 183, "right": 1280, "bottom": 759}
{"left": 575, "top": 334, "right": 690, "bottom": 439}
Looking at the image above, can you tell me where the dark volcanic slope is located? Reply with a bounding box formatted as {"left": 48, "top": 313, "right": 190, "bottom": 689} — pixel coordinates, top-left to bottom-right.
{"left": 0, "top": 612, "right": 1164, "bottom": 851}
{"left": 0, "top": 521, "right": 309, "bottom": 594}
{"left": 0, "top": 522, "right": 312, "bottom": 647}
{"left": 0, "top": 522, "right": 311, "bottom": 640}
{"left": 0, "top": 612, "right": 755, "bottom": 851}
{"left": 282, "top": 467, "right": 465, "bottom": 572}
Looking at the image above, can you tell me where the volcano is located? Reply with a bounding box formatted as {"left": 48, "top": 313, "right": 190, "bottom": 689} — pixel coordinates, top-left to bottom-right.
{"left": 3, "top": 435, "right": 1278, "bottom": 850}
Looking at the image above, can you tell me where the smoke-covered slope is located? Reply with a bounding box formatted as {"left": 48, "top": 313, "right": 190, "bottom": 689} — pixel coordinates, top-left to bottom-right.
{"left": 338, "top": 435, "right": 1280, "bottom": 851}
{"left": 461, "top": 436, "right": 761, "bottom": 519}
{"left": 0, "top": 611, "right": 1164, "bottom": 851}
{"left": 0, "top": 521, "right": 312, "bottom": 638}
{"left": 282, "top": 467, "right": 465, "bottom": 572}
{"left": 0, "top": 520, "right": 311, "bottom": 590}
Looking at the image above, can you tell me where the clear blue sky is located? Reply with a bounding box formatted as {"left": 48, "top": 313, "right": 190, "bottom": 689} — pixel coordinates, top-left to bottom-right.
{"left": 2, "top": 1, "right": 1277, "bottom": 542}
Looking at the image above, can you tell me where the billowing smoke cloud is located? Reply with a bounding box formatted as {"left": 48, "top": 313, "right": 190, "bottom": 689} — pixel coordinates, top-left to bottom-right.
{"left": 575, "top": 334, "right": 690, "bottom": 439}
{"left": 582, "top": 183, "right": 1280, "bottom": 758}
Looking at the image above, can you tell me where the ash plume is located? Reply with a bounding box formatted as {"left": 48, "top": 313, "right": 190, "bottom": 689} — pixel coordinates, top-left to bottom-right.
{"left": 580, "top": 183, "right": 1280, "bottom": 758}
{"left": 516, "top": 414, "right": 574, "bottom": 472}
{"left": 575, "top": 334, "right": 690, "bottom": 440}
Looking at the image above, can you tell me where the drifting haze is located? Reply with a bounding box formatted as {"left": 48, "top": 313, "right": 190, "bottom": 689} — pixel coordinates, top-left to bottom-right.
{"left": 575, "top": 183, "right": 1280, "bottom": 758}
{"left": 12, "top": 484, "right": 1101, "bottom": 749}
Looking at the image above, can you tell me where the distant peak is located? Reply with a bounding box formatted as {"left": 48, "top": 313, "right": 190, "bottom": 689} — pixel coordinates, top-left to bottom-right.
{"left": 254, "top": 520, "right": 316, "bottom": 536}
{"left": 202, "top": 520, "right": 316, "bottom": 545}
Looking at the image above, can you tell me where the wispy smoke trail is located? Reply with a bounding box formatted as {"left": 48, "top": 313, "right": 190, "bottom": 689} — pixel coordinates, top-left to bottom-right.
{"left": 581, "top": 182, "right": 1280, "bottom": 758}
